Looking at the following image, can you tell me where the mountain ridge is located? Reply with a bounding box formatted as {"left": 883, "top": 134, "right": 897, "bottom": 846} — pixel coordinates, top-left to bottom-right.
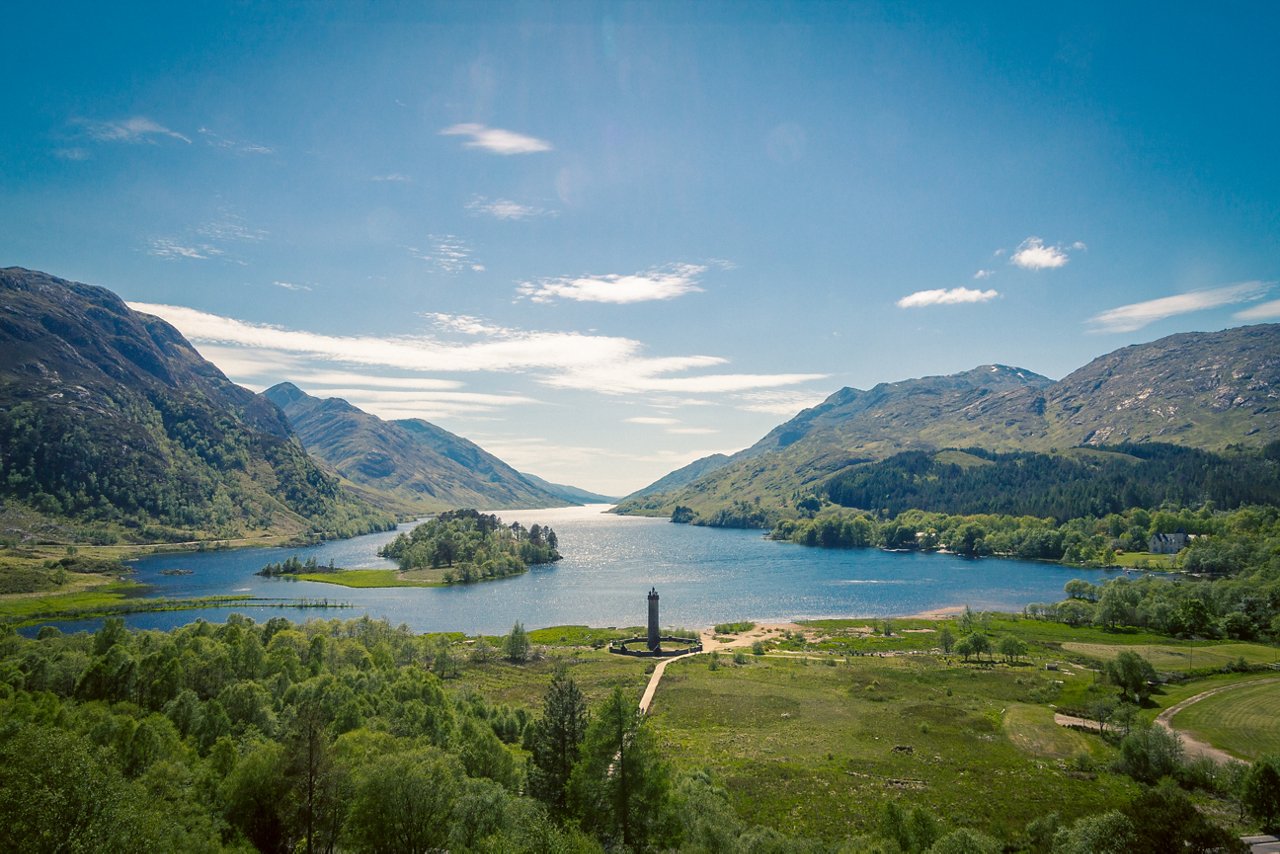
{"left": 263, "top": 382, "right": 586, "bottom": 513}
{"left": 0, "top": 267, "right": 392, "bottom": 542}
{"left": 615, "top": 325, "right": 1280, "bottom": 522}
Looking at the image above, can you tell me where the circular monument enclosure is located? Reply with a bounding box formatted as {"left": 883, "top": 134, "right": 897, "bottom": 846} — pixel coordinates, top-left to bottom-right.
{"left": 607, "top": 587, "right": 703, "bottom": 657}
{"left": 609, "top": 635, "right": 702, "bottom": 657}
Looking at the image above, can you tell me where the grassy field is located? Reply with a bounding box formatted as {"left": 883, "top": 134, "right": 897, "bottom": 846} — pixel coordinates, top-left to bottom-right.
{"left": 526, "top": 625, "right": 644, "bottom": 647}
{"left": 441, "top": 646, "right": 653, "bottom": 710}
{"left": 1109, "top": 551, "right": 1178, "bottom": 569}
{"left": 1062, "top": 641, "right": 1280, "bottom": 672}
{"left": 294, "top": 568, "right": 444, "bottom": 588}
{"left": 1171, "top": 679, "right": 1280, "bottom": 760}
{"left": 646, "top": 653, "right": 1136, "bottom": 842}
{"left": 0, "top": 580, "right": 270, "bottom": 626}
{"left": 1003, "top": 703, "right": 1106, "bottom": 760}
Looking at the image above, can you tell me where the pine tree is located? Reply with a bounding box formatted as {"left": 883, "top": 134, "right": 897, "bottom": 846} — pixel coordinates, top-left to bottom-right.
{"left": 569, "top": 687, "right": 669, "bottom": 848}
{"left": 502, "top": 621, "right": 530, "bottom": 663}
{"left": 527, "top": 669, "right": 588, "bottom": 817}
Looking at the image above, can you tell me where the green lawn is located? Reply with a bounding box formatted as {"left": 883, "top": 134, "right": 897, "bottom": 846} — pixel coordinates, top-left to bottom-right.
{"left": 1109, "top": 551, "right": 1178, "bottom": 569}
{"left": 1171, "top": 679, "right": 1280, "bottom": 760}
{"left": 526, "top": 625, "right": 643, "bottom": 647}
{"left": 646, "top": 653, "right": 1135, "bottom": 843}
{"left": 1062, "top": 641, "right": 1280, "bottom": 673}
{"left": 1003, "top": 703, "right": 1105, "bottom": 760}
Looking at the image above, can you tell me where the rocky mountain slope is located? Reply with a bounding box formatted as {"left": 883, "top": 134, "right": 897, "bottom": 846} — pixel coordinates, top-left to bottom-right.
{"left": 263, "top": 383, "right": 578, "bottom": 512}
{"left": 0, "top": 268, "right": 392, "bottom": 542}
{"left": 616, "top": 326, "right": 1280, "bottom": 521}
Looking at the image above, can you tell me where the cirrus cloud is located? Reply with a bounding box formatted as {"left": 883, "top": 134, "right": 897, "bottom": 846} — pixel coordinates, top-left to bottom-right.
{"left": 1235, "top": 298, "right": 1280, "bottom": 322}
{"left": 440, "top": 123, "right": 552, "bottom": 155}
{"left": 1087, "top": 281, "right": 1272, "bottom": 333}
{"left": 896, "top": 287, "right": 999, "bottom": 308}
{"left": 518, "top": 263, "right": 707, "bottom": 304}
{"left": 466, "top": 196, "right": 555, "bottom": 220}
{"left": 127, "top": 304, "right": 827, "bottom": 397}
{"left": 83, "top": 116, "right": 191, "bottom": 144}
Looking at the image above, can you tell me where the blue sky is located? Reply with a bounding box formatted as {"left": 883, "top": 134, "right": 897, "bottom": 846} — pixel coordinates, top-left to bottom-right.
{"left": 3, "top": 2, "right": 1278, "bottom": 494}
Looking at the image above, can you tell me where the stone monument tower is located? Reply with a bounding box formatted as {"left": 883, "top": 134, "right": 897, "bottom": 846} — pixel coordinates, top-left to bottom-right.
{"left": 647, "top": 587, "right": 660, "bottom": 652}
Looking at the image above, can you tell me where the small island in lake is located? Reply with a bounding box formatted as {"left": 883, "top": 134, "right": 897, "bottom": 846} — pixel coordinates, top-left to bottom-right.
{"left": 255, "top": 509, "right": 562, "bottom": 588}
{"left": 380, "top": 509, "right": 561, "bottom": 584}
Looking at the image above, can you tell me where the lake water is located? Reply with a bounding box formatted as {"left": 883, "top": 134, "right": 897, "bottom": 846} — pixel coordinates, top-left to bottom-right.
{"left": 31, "top": 505, "right": 1115, "bottom": 635}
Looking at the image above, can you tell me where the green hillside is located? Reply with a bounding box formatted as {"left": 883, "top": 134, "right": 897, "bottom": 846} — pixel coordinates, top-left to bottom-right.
{"left": 616, "top": 326, "right": 1280, "bottom": 525}
{"left": 0, "top": 268, "right": 392, "bottom": 544}
{"left": 263, "top": 382, "right": 572, "bottom": 513}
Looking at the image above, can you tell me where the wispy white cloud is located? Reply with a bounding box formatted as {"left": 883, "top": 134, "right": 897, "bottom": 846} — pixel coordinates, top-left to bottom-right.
{"left": 626, "top": 416, "right": 680, "bottom": 425}
{"left": 148, "top": 239, "right": 222, "bottom": 260}
{"left": 518, "top": 263, "right": 707, "bottom": 304}
{"left": 197, "top": 127, "right": 274, "bottom": 155}
{"left": 286, "top": 371, "right": 462, "bottom": 391}
{"left": 733, "top": 389, "right": 830, "bottom": 415}
{"left": 148, "top": 211, "right": 266, "bottom": 263}
{"left": 131, "top": 303, "right": 826, "bottom": 397}
{"left": 973, "top": 269, "right": 995, "bottom": 280}
{"left": 466, "top": 196, "right": 555, "bottom": 220}
{"left": 897, "top": 287, "right": 999, "bottom": 308}
{"left": 407, "top": 235, "right": 480, "bottom": 274}
{"left": 199, "top": 214, "right": 267, "bottom": 243}
{"left": 371, "top": 173, "right": 412, "bottom": 183}
{"left": 468, "top": 434, "right": 735, "bottom": 492}
{"left": 423, "top": 313, "right": 513, "bottom": 337}
{"left": 54, "top": 147, "right": 91, "bottom": 161}
{"left": 440, "top": 123, "right": 552, "bottom": 155}
{"left": 84, "top": 116, "right": 191, "bottom": 144}
{"left": 1235, "top": 298, "right": 1280, "bottom": 321}
{"left": 1087, "top": 281, "right": 1272, "bottom": 333}
{"left": 273, "top": 281, "right": 311, "bottom": 292}
{"left": 1010, "top": 236, "right": 1077, "bottom": 270}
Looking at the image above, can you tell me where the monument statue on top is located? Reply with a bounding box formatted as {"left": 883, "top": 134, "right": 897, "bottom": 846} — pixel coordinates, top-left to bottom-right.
{"left": 647, "top": 587, "right": 660, "bottom": 652}
{"left": 608, "top": 587, "right": 701, "bottom": 657}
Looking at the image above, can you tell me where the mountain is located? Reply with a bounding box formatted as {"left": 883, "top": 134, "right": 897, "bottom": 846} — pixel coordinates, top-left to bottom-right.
{"left": 616, "top": 326, "right": 1280, "bottom": 523}
{"left": 624, "top": 453, "right": 733, "bottom": 500}
{"left": 0, "top": 268, "right": 392, "bottom": 543}
{"left": 263, "top": 383, "right": 577, "bottom": 512}
{"left": 518, "top": 472, "right": 618, "bottom": 505}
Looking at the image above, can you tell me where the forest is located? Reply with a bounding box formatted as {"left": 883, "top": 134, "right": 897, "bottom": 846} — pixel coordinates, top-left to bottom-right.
{"left": 774, "top": 504, "right": 1280, "bottom": 643}
{"left": 3, "top": 608, "right": 1278, "bottom": 852}
{"left": 379, "top": 509, "right": 561, "bottom": 583}
{"left": 822, "top": 443, "right": 1280, "bottom": 521}
{"left": 0, "top": 399, "right": 394, "bottom": 544}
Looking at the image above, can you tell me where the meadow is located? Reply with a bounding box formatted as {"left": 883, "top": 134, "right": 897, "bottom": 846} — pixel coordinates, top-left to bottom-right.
{"left": 1170, "top": 679, "right": 1280, "bottom": 760}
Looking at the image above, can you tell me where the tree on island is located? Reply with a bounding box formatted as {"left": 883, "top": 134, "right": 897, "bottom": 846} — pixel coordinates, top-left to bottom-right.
{"left": 379, "top": 509, "right": 560, "bottom": 583}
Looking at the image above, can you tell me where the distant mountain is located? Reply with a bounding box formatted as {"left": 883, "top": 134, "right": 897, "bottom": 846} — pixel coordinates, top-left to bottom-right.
{"left": 518, "top": 472, "right": 618, "bottom": 505}
{"left": 624, "top": 453, "right": 733, "bottom": 500}
{"left": 0, "top": 268, "right": 392, "bottom": 543}
{"left": 616, "top": 327, "right": 1280, "bottom": 523}
{"left": 263, "top": 383, "right": 576, "bottom": 512}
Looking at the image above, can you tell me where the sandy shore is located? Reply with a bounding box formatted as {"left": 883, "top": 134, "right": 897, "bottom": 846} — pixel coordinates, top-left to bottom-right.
{"left": 902, "top": 606, "right": 967, "bottom": 620}
{"left": 695, "top": 609, "right": 965, "bottom": 650}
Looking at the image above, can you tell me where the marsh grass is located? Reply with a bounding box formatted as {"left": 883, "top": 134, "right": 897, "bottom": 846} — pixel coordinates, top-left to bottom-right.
{"left": 646, "top": 653, "right": 1137, "bottom": 841}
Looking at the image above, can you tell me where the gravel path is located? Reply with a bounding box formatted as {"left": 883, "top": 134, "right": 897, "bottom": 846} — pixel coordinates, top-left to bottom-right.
{"left": 1154, "top": 677, "right": 1280, "bottom": 764}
